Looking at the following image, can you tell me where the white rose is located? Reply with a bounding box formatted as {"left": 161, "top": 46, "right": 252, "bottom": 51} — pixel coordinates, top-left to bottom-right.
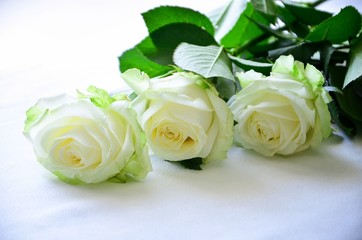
{"left": 24, "top": 87, "right": 151, "bottom": 184}
{"left": 228, "top": 55, "right": 332, "bottom": 156}
{"left": 122, "top": 69, "right": 234, "bottom": 163}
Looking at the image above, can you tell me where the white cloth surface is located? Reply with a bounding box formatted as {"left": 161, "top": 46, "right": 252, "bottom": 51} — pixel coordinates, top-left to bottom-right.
{"left": 1, "top": 0, "right": 362, "bottom": 239}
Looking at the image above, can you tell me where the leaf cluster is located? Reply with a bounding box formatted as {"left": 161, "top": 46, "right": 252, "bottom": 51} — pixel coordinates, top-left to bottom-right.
{"left": 118, "top": 0, "right": 362, "bottom": 138}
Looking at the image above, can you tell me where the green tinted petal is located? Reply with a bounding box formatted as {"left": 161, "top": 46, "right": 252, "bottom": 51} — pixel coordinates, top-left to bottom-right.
{"left": 315, "top": 95, "right": 332, "bottom": 138}
{"left": 272, "top": 55, "right": 295, "bottom": 74}
{"left": 111, "top": 141, "right": 151, "bottom": 182}
{"left": 293, "top": 61, "right": 306, "bottom": 81}
{"left": 320, "top": 88, "right": 332, "bottom": 104}
{"left": 305, "top": 64, "right": 324, "bottom": 91}
{"left": 24, "top": 105, "right": 45, "bottom": 133}
{"left": 111, "top": 92, "right": 128, "bottom": 101}
{"left": 84, "top": 86, "right": 114, "bottom": 108}
{"left": 195, "top": 78, "right": 212, "bottom": 90}
{"left": 53, "top": 171, "right": 85, "bottom": 185}
{"left": 236, "top": 70, "right": 264, "bottom": 88}
{"left": 78, "top": 85, "right": 128, "bottom": 109}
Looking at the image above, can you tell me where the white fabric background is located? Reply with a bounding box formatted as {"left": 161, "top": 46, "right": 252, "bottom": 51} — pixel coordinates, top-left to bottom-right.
{"left": 1, "top": 1, "right": 362, "bottom": 239}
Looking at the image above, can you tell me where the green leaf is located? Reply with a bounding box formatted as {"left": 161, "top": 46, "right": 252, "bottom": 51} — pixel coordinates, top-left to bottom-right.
{"left": 275, "top": 4, "right": 295, "bottom": 25}
{"left": 282, "top": 1, "right": 332, "bottom": 26}
{"left": 178, "top": 158, "right": 203, "bottom": 170}
{"left": 328, "top": 100, "right": 356, "bottom": 136}
{"left": 212, "top": 77, "right": 238, "bottom": 101}
{"left": 220, "top": 2, "right": 269, "bottom": 49}
{"left": 119, "top": 6, "right": 217, "bottom": 78}
{"left": 173, "top": 42, "right": 234, "bottom": 80}
{"left": 149, "top": 23, "right": 217, "bottom": 64}
{"left": 305, "top": 6, "right": 361, "bottom": 44}
{"left": 142, "top": 6, "right": 214, "bottom": 36}
{"left": 344, "top": 35, "right": 362, "bottom": 88}
{"left": 274, "top": 5, "right": 309, "bottom": 38}
{"left": 251, "top": 0, "right": 277, "bottom": 16}
{"left": 329, "top": 65, "right": 362, "bottom": 122}
{"left": 118, "top": 45, "right": 173, "bottom": 78}
{"left": 208, "top": 0, "right": 249, "bottom": 41}
{"left": 319, "top": 42, "right": 335, "bottom": 76}
{"left": 229, "top": 55, "right": 272, "bottom": 75}
{"left": 246, "top": 16, "right": 293, "bottom": 40}
{"left": 135, "top": 36, "right": 165, "bottom": 63}
{"left": 353, "top": 78, "right": 362, "bottom": 97}
{"left": 268, "top": 42, "right": 320, "bottom": 62}
{"left": 340, "top": 81, "right": 362, "bottom": 122}
{"left": 242, "top": 36, "right": 286, "bottom": 58}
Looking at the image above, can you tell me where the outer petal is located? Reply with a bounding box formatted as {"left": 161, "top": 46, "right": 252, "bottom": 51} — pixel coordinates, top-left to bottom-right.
{"left": 203, "top": 89, "right": 234, "bottom": 163}
{"left": 272, "top": 55, "right": 295, "bottom": 75}
{"left": 121, "top": 68, "right": 150, "bottom": 95}
{"left": 108, "top": 101, "right": 152, "bottom": 182}
{"left": 236, "top": 70, "right": 265, "bottom": 88}
{"left": 24, "top": 94, "right": 75, "bottom": 136}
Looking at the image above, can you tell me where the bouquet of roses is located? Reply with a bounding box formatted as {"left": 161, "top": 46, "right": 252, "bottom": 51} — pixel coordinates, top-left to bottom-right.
{"left": 24, "top": 0, "right": 362, "bottom": 184}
